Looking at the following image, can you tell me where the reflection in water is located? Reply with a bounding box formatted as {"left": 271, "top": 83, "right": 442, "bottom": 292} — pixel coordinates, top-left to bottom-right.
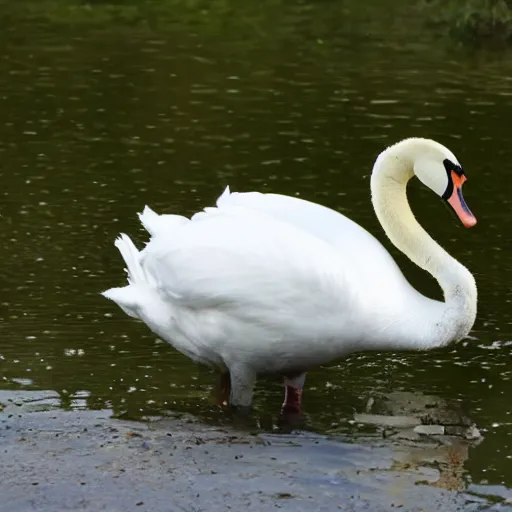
{"left": 351, "top": 391, "right": 483, "bottom": 492}
{"left": 0, "top": 0, "right": 511, "bottom": 491}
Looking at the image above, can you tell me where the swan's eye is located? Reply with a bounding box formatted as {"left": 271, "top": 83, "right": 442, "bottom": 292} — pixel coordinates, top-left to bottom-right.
{"left": 442, "top": 158, "right": 468, "bottom": 202}
{"left": 443, "top": 158, "right": 465, "bottom": 177}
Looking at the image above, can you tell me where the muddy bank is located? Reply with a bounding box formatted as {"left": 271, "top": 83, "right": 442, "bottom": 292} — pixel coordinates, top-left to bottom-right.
{"left": 0, "top": 391, "right": 508, "bottom": 512}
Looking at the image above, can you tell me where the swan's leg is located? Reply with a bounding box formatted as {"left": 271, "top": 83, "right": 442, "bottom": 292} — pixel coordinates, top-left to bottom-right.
{"left": 282, "top": 372, "right": 306, "bottom": 415}
{"left": 228, "top": 364, "right": 256, "bottom": 412}
{"left": 215, "top": 371, "right": 231, "bottom": 406}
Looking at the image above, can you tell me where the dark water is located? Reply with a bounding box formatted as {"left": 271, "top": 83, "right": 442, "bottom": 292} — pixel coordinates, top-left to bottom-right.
{"left": 1, "top": 0, "right": 511, "bottom": 491}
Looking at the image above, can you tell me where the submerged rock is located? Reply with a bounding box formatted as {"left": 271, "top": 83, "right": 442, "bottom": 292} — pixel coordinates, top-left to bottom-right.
{"left": 353, "top": 413, "right": 421, "bottom": 428}
{"left": 414, "top": 424, "right": 445, "bottom": 436}
{"left": 358, "top": 391, "right": 482, "bottom": 441}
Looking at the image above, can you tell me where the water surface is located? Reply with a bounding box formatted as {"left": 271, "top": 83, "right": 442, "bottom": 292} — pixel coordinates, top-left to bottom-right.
{"left": 0, "top": 0, "right": 511, "bottom": 491}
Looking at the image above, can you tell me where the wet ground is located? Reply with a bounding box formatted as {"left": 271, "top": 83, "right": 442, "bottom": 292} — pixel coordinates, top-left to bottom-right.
{"left": 2, "top": 390, "right": 512, "bottom": 512}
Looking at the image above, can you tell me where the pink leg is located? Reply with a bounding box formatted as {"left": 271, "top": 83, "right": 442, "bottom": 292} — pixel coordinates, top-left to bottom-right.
{"left": 215, "top": 372, "right": 231, "bottom": 406}
{"left": 281, "top": 373, "right": 306, "bottom": 415}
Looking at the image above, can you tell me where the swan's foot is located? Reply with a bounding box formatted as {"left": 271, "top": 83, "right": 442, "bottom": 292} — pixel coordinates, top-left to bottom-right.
{"left": 281, "top": 372, "right": 306, "bottom": 416}
{"left": 229, "top": 403, "right": 253, "bottom": 417}
{"left": 278, "top": 408, "right": 306, "bottom": 431}
{"left": 227, "top": 403, "right": 255, "bottom": 429}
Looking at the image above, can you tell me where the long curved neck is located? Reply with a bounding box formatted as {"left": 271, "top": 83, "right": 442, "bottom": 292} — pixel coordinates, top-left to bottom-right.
{"left": 370, "top": 141, "right": 477, "bottom": 346}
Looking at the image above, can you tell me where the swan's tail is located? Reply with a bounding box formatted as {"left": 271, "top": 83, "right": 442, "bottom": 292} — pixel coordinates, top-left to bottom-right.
{"left": 101, "top": 234, "right": 148, "bottom": 319}
{"left": 115, "top": 234, "right": 145, "bottom": 285}
{"left": 138, "top": 205, "right": 187, "bottom": 237}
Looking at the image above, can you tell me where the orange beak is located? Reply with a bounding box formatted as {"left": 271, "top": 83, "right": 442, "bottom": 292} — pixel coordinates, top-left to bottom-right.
{"left": 447, "top": 171, "right": 477, "bottom": 228}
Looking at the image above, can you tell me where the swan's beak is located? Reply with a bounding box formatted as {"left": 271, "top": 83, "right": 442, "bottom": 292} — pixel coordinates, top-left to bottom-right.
{"left": 447, "top": 172, "right": 477, "bottom": 228}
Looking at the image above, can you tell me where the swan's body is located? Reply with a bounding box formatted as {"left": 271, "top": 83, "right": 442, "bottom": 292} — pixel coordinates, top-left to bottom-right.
{"left": 103, "top": 138, "right": 477, "bottom": 411}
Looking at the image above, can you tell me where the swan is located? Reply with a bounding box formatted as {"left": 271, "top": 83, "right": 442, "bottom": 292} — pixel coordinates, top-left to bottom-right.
{"left": 102, "top": 138, "right": 477, "bottom": 415}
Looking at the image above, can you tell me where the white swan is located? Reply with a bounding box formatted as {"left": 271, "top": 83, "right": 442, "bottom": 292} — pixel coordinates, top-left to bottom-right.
{"left": 102, "top": 138, "right": 477, "bottom": 414}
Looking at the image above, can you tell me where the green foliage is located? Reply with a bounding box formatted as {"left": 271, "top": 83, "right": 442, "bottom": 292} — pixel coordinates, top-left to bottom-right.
{"left": 0, "top": 0, "right": 283, "bottom": 26}
{"left": 4, "top": 0, "right": 511, "bottom": 47}
{"left": 422, "top": 0, "right": 512, "bottom": 44}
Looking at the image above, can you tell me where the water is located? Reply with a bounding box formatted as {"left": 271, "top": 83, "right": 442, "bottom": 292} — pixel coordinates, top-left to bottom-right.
{"left": 1, "top": 0, "right": 511, "bottom": 491}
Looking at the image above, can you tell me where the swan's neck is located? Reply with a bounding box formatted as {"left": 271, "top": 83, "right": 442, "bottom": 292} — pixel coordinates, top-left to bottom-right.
{"left": 370, "top": 143, "right": 477, "bottom": 346}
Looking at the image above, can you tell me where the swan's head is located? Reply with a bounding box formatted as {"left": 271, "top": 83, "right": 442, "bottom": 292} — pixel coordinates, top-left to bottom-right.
{"left": 412, "top": 140, "right": 477, "bottom": 228}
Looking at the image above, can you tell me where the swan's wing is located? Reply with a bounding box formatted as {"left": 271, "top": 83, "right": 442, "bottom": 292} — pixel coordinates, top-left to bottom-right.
{"left": 141, "top": 212, "right": 356, "bottom": 327}
{"left": 137, "top": 186, "right": 414, "bottom": 321}
{"left": 193, "top": 187, "right": 410, "bottom": 295}
{"left": 212, "top": 187, "right": 370, "bottom": 252}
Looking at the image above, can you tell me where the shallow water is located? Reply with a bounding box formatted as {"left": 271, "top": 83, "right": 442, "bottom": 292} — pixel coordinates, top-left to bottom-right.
{"left": 0, "top": 0, "right": 511, "bottom": 491}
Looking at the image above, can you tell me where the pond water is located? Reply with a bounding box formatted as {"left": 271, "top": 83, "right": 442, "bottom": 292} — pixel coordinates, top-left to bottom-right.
{"left": 0, "top": 0, "right": 511, "bottom": 492}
